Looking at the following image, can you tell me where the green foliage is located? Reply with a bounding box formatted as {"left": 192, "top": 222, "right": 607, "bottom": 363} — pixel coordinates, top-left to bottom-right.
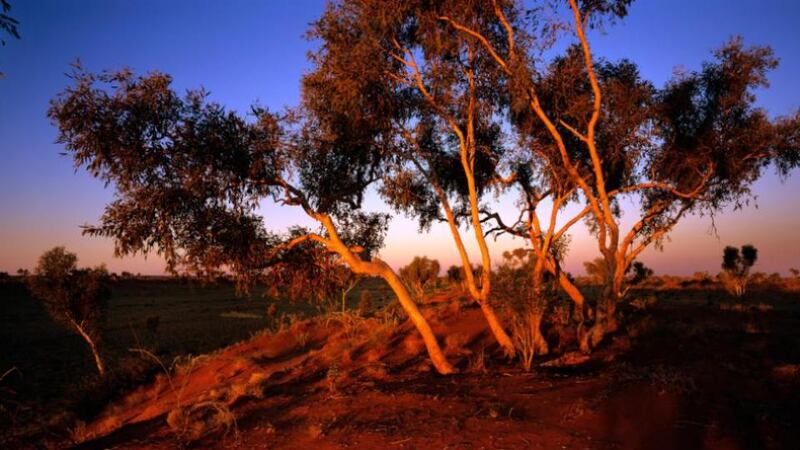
{"left": 48, "top": 67, "right": 285, "bottom": 286}
{"left": 495, "top": 249, "right": 552, "bottom": 311}
{"left": 48, "top": 65, "right": 391, "bottom": 302}
{"left": 0, "top": 0, "right": 19, "bottom": 78}
{"left": 493, "top": 249, "right": 552, "bottom": 368}
{"left": 306, "top": 0, "right": 508, "bottom": 231}
{"left": 651, "top": 38, "right": 799, "bottom": 213}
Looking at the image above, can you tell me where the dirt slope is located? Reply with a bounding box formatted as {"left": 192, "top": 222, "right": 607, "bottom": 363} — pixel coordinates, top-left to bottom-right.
{"left": 72, "top": 295, "right": 800, "bottom": 450}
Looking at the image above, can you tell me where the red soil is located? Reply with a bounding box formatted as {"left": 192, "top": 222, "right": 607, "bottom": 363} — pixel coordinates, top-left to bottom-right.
{"left": 72, "top": 294, "right": 800, "bottom": 450}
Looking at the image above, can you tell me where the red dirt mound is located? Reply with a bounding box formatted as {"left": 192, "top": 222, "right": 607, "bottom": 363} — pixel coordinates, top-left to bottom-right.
{"left": 72, "top": 296, "right": 800, "bottom": 450}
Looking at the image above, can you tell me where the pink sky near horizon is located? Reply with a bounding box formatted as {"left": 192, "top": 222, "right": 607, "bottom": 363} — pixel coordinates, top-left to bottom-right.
{"left": 2, "top": 170, "right": 798, "bottom": 277}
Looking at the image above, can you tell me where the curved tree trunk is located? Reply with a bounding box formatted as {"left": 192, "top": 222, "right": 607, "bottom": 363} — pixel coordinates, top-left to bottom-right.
{"left": 430, "top": 174, "right": 516, "bottom": 357}
{"left": 378, "top": 266, "right": 455, "bottom": 374}
{"left": 316, "top": 215, "right": 455, "bottom": 375}
{"left": 547, "top": 259, "right": 589, "bottom": 343}
{"left": 74, "top": 323, "right": 105, "bottom": 376}
{"left": 556, "top": 271, "right": 585, "bottom": 318}
{"left": 478, "top": 300, "right": 515, "bottom": 357}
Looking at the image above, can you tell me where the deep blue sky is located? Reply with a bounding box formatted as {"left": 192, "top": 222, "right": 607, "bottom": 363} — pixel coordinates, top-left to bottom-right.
{"left": 1, "top": 0, "right": 799, "bottom": 275}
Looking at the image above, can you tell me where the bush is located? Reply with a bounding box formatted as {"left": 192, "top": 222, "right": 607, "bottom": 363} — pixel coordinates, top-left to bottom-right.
{"left": 627, "top": 261, "right": 654, "bottom": 286}
{"left": 399, "top": 256, "right": 440, "bottom": 300}
{"left": 445, "top": 265, "right": 462, "bottom": 287}
{"left": 494, "top": 249, "right": 550, "bottom": 370}
{"left": 720, "top": 245, "right": 758, "bottom": 297}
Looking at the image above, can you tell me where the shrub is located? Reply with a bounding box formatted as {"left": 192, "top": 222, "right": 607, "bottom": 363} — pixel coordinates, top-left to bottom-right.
{"left": 399, "top": 256, "right": 440, "bottom": 300}
{"left": 720, "top": 245, "right": 758, "bottom": 297}
{"left": 263, "top": 228, "right": 361, "bottom": 313}
{"left": 445, "top": 265, "right": 462, "bottom": 287}
{"left": 627, "top": 261, "right": 654, "bottom": 286}
{"left": 494, "top": 249, "right": 550, "bottom": 370}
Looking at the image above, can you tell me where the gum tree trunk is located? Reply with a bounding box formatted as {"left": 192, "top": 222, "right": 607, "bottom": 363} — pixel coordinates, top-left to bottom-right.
{"left": 579, "top": 255, "right": 624, "bottom": 353}
{"left": 317, "top": 215, "right": 455, "bottom": 375}
{"left": 73, "top": 322, "right": 105, "bottom": 376}
{"left": 376, "top": 265, "right": 455, "bottom": 374}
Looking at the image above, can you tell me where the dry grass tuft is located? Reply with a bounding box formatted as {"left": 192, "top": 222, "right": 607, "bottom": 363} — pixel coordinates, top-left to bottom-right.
{"left": 468, "top": 346, "right": 488, "bottom": 374}
{"left": 166, "top": 401, "right": 238, "bottom": 443}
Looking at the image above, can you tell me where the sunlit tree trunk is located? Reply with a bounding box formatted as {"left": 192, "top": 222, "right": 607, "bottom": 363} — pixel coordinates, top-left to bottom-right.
{"left": 73, "top": 321, "right": 105, "bottom": 376}
{"left": 315, "top": 215, "right": 455, "bottom": 375}
{"left": 400, "top": 47, "right": 516, "bottom": 358}
{"left": 529, "top": 256, "right": 550, "bottom": 356}
{"left": 380, "top": 266, "right": 455, "bottom": 374}
{"left": 437, "top": 195, "right": 516, "bottom": 357}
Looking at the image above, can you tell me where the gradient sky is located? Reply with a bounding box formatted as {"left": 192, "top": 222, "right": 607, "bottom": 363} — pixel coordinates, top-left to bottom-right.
{"left": 1, "top": 0, "right": 799, "bottom": 276}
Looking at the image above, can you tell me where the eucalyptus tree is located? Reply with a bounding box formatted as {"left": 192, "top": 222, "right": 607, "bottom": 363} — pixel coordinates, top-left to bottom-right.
{"left": 304, "top": 0, "right": 523, "bottom": 355}
{"left": 442, "top": 0, "right": 800, "bottom": 350}
{"left": 49, "top": 68, "right": 456, "bottom": 374}
{"left": 481, "top": 43, "right": 654, "bottom": 337}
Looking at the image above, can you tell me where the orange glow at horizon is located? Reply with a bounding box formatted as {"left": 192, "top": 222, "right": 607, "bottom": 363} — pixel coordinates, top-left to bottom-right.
{"left": 3, "top": 171, "right": 798, "bottom": 277}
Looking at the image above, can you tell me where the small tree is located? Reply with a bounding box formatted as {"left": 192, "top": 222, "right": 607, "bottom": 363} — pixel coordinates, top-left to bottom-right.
{"left": 445, "top": 265, "right": 463, "bottom": 288}
{"left": 720, "top": 245, "right": 758, "bottom": 297}
{"left": 399, "top": 256, "right": 440, "bottom": 301}
{"left": 27, "top": 247, "right": 110, "bottom": 376}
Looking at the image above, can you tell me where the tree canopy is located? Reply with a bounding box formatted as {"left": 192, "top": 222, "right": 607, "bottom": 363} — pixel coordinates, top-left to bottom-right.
{"left": 48, "top": 0, "right": 800, "bottom": 371}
